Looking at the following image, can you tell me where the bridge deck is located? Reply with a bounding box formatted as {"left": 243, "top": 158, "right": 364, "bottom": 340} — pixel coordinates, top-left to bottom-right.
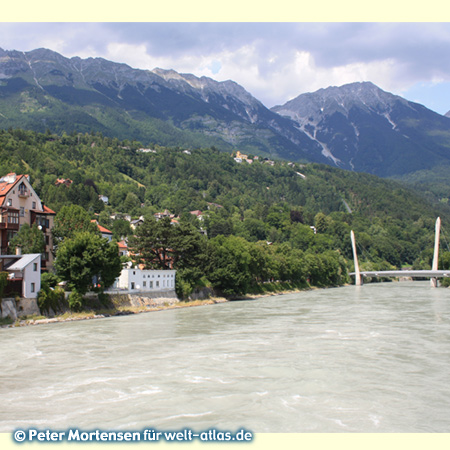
{"left": 349, "top": 270, "right": 450, "bottom": 278}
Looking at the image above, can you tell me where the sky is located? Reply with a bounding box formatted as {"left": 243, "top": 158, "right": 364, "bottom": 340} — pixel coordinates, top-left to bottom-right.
{"left": 1, "top": 22, "right": 450, "bottom": 115}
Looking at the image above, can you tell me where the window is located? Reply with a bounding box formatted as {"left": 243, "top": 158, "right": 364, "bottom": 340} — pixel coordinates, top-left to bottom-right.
{"left": 31, "top": 283, "right": 35, "bottom": 293}
{"left": 150, "top": 281, "right": 153, "bottom": 288}
{"left": 143, "top": 281, "right": 146, "bottom": 287}
{"left": 20, "top": 207, "right": 24, "bottom": 217}
{"left": 35, "top": 215, "right": 50, "bottom": 228}
{"left": 8, "top": 212, "right": 19, "bottom": 224}
{"left": 131, "top": 282, "right": 135, "bottom": 290}
{"left": 32, "top": 201, "right": 36, "bottom": 209}
{"left": 156, "top": 281, "right": 159, "bottom": 288}
{"left": 6, "top": 199, "right": 12, "bottom": 206}
{"left": 33, "top": 263, "right": 37, "bottom": 272}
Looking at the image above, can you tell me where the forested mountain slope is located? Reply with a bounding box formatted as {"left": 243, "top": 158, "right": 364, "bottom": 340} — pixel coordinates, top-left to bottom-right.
{"left": 1, "top": 128, "right": 448, "bottom": 274}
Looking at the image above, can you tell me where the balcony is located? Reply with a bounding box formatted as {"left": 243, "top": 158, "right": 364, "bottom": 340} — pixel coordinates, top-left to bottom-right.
{"left": 18, "top": 187, "right": 29, "bottom": 198}
{"left": 0, "top": 220, "right": 19, "bottom": 231}
{"left": 0, "top": 209, "right": 20, "bottom": 230}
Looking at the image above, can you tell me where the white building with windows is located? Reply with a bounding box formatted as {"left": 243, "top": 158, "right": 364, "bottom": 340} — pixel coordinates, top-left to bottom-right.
{"left": 113, "top": 268, "right": 176, "bottom": 292}
{"left": 1, "top": 253, "right": 41, "bottom": 299}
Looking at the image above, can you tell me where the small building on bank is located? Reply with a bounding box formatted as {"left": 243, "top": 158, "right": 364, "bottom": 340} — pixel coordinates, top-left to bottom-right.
{"left": 111, "top": 268, "right": 176, "bottom": 292}
{"left": 0, "top": 253, "right": 41, "bottom": 299}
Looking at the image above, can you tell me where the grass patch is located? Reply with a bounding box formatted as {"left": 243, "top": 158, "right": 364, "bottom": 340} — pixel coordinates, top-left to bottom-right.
{"left": 0, "top": 316, "right": 14, "bottom": 326}
{"left": 121, "top": 173, "right": 146, "bottom": 188}
{"left": 19, "top": 314, "right": 47, "bottom": 321}
{"left": 57, "top": 311, "right": 97, "bottom": 320}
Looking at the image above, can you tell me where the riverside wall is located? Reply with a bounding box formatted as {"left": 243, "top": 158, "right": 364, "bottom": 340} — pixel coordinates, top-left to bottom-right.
{"left": 1, "top": 297, "right": 40, "bottom": 320}
{"left": 108, "top": 290, "right": 179, "bottom": 309}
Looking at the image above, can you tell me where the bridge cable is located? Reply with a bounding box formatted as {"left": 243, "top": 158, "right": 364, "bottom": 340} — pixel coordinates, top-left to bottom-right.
{"left": 440, "top": 224, "right": 450, "bottom": 252}
{"left": 356, "top": 240, "right": 373, "bottom": 264}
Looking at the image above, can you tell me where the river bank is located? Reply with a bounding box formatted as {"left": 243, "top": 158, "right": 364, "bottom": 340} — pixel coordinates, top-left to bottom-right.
{"left": 0, "top": 297, "right": 229, "bottom": 329}
{"left": 0, "top": 281, "right": 340, "bottom": 329}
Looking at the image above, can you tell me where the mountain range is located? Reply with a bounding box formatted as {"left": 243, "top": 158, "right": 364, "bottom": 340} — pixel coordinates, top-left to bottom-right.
{"left": 1, "top": 47, "right": 450, "bottom": 178}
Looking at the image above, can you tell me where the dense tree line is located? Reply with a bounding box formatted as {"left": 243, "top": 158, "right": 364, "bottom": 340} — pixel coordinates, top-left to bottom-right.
{"left": 2, "top": 127, "right": 450, "bottom": 301}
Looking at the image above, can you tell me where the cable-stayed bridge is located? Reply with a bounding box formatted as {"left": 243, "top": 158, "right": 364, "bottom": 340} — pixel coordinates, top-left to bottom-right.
{"left": 349, "top": 217, "right": 447, "bottom": 287}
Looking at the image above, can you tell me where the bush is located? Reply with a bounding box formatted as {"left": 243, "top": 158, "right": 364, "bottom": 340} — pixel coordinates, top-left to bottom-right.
{"left": 37, "top": 286, "right": 65, "bottom": 315}
{"left": 68, "top": 291, "right": 84, "bottom": 311}
{"left": 175, "top": 278, "right": 193, "bottom": 299}
{"left": 41, "top": 272, "right": 59, "bottom": 289}
{"left": 97, "top": 292, "right": 110, "bottom": 306}
{"left": 0, "top": 271, "right": 8, "bottom": 299}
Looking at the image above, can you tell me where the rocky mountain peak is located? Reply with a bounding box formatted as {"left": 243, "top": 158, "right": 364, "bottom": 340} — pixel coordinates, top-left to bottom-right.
{"left": 272, "top": 81, "right": 410, "bottom": 123}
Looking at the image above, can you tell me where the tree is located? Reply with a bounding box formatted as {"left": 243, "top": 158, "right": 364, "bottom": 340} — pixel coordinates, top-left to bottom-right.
{"left": 128, "top": 216, "right": 207, "bottom": 297}
{"left": 52, "top": 204, "right": 99, "bottom": 249}
{"left": 111, "top": 219, "right": 132, "bottom": 240}
{"left": 9, "top": 224, "right": 45, "bottom": 254}
{"left": 54, "top": 232, "right": 122, "bottom": 299}
{"left": 128, "top": 216, "right": 206, "bottom": 271}
{"left": 206, "top": 235, "right": 252, "bottom": 296}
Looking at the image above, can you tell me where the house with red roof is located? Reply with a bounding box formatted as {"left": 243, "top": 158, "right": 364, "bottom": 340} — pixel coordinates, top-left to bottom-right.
{"left": 117, "top": 240, "right": 129, "bottom": 257}
{"left": 91, "top": 220, "right": 114, "bottom": 241}
{"left": 0, "top": 173, "right": 56, "bottom": 270}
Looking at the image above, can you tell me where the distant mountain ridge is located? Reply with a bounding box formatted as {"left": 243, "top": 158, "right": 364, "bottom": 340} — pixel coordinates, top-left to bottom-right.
{"left": 1, "top": 47, "right": 450, "bottom": 177}
{"left": 272, "top": 82, "right": 450, "bottom": 176}
{"left": 0, "top": 47, "right": 325, "bottom": 163}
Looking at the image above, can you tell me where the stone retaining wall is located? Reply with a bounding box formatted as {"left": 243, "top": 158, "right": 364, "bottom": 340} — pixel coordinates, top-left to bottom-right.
{"left": 109, "top": 290, "right": 179, "bottom": 309}
{"left": 1, "top": 297, "right": 40, "bottom": 320}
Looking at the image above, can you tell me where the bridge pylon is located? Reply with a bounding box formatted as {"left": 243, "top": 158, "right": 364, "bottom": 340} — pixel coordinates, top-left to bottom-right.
{"left": 350, "top": 230, "right": 362, "bottom": 286}
{"left": 431, "top": 217, "right": 441, "bottom": 287}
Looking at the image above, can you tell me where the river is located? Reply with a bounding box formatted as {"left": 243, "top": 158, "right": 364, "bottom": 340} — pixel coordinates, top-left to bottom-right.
{"left": 1, "top": 281, "right": 450, "bottom": 433}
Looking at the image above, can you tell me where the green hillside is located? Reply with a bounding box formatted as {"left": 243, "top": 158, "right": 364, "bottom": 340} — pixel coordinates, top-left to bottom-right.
{"left": 1, "top": 128, "right": 448, "bottom": 281}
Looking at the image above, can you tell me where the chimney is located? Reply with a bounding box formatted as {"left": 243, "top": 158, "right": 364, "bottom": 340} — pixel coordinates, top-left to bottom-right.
{"left": 16, "top": 247, "right": 22, "bottom": 256}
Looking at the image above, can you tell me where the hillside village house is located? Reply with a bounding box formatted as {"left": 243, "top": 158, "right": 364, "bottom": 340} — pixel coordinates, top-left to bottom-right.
{"left": 0, "top": 173, "right": 55, "bottom": 270}
{"left": 91, "top": 220, "right": 113, "bottom": 241}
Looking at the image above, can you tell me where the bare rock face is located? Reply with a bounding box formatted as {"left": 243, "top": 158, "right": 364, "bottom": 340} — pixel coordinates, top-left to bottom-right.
{"left": 1, "top": 299, "right": 18, "bottom": 321}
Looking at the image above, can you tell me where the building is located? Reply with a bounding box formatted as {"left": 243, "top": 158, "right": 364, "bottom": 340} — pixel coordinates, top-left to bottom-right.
{"left": 154, "top": 209, "right": 174, "bottom": 220}
{"left": 91, "top": 220, "right": 113, "bottom": 241}
{"left": 118, "top": 240, "right": 129, "bottom": 257}
{"left": 190, "top": 210, "right": 204, "bottom": 220}
{"left": 0, "top": 173, "right": 55, "bottom": 270}
{"left": 130, "top": 217, "right": 145, "bottom": 230}
{"left": 0, "top": 253, "right": 41, "bottom": 299}
{"left": 54, "top": 178, "right": 73, "bottom": 187}
{"left": 112, "top": 268, "right": 176, "bottom": 292}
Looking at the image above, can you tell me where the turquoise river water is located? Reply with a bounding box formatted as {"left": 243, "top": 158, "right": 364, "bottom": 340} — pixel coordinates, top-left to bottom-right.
{"left": 1, "top": 281, "right": 450, "bottom": 433}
